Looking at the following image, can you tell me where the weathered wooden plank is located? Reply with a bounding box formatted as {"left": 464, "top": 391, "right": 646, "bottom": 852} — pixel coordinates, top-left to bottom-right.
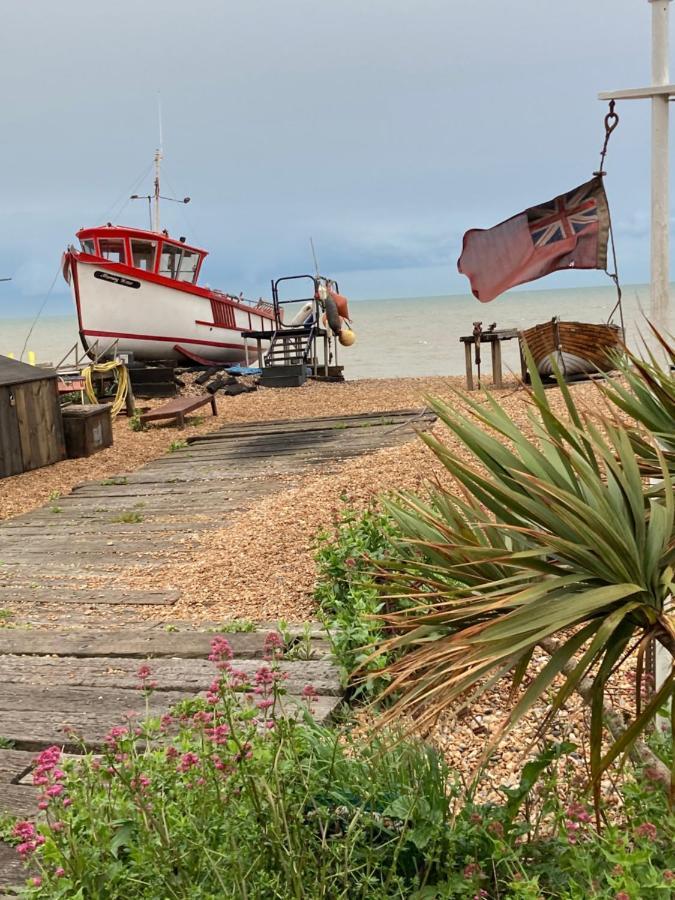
{"left": 0, "top": 840, "right": 31, "bottom": 891}
{"left": 0, "top": 784, "right": 40, "bottom": 817}
{"left": 0, "top": 630, "right": 328, "bottom": 660}
{"left": 0, "top": 590, "right": 179, "bottom": 606}
{"left": 0, "top": 685, "right": 193, "bottom": 749}
{"left": 0, "top": 750, "right": 36, "bottom": 784}
{"left": 0, "top": 656, "right": 341, "bottom": 695}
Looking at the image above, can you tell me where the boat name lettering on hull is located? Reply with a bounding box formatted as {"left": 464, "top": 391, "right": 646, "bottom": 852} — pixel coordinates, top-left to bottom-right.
{"left": 94, "top": 271, "right": 141, "bottom": 289}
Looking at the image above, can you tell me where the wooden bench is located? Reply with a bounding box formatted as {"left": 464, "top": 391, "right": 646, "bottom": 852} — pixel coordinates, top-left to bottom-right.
{"left": 139, "top": 394, "right": 217, "bottom": 429}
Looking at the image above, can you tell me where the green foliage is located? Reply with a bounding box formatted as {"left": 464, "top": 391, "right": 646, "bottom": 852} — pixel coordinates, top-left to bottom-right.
{"left": 101, "top": 476, "right": 129, "bottom": 486}
{"left": 15, "top": 684, "right": 675, "bottom": 899}
{"left": 169, "top": 439, "right": 188, "bottom": 452}
{"left": 47, "top": 490, "right": 61, "bottom": 502}
{"left": 371, "top": 351, "right": 675, "bottom": 795}
{"left": 210, "top": 619, "right": 256, "bottom": 634}
{"left": 0, "top": 736, "right": 15, "bottom": 749}
{"left": 128, "top": 411, "right": 145, "bottom": 432}
{"left": 314, "top": 506, "right": 403, "bottom": 698}
{"left": 112, "top": 510, "right": 143, "bottom": 524}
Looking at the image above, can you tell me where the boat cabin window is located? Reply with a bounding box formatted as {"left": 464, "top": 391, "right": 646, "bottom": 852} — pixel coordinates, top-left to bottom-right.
{"left": 158, "top": 242, "right": 201, "bottom": 283}
{"left": 98, "top": 238, "right": 126, "bottom": 265}
{"left": 80, "top": 239, "right": 95, "bottom": 255}
{"left": 158, "top": 242, "right": 182, "bottom": 280}
{"left": 176, "top": 248, "right": 200, "bottom": 283}
{"left": 131, "top": 239, "right": 157, "bottom": 271}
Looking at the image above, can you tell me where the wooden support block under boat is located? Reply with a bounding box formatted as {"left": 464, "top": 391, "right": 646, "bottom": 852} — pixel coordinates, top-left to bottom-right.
{"left": 518, "top": 319, "right": 623, "bottom": 379}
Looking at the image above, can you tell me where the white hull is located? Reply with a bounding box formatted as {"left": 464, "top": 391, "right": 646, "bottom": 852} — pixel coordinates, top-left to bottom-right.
{"left": 537, "top": 351, "right": 597, "bottom": 378}
{"left": 71, "top": 259, "right": 271, "bottom": 364}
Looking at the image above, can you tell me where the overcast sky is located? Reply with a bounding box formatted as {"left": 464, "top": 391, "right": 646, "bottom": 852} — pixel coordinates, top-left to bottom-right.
{"left": 0, "top": 0, "right": 668, "bottom": 313}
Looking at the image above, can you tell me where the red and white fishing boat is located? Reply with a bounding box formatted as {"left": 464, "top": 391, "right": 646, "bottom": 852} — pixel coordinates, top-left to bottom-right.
{"left": 62, "top": 151, "right": 275, "bottom": 364}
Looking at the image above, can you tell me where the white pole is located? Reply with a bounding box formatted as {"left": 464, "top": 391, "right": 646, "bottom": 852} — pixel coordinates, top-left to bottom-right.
{"left": 649, "top": 0, "right": 672, "bottom": 330}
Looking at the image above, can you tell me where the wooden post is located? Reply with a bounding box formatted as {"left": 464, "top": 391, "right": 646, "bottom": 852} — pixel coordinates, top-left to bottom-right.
{"left": 491, "top": 340, "right": 503, "bottom": 388}
{"left": 256, "top": 339, "right": 263, "bottom": 368}
{"left": 464, "top": 342, "right": 474, "bottom": 391}
{"left": 125, "top": 380, "right": 136, "bottom": 417}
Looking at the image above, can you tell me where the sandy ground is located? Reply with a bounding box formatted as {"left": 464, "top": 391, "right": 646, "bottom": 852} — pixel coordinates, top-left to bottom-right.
{"left": 1, "top": 374, "right": 602, "bottom": 624}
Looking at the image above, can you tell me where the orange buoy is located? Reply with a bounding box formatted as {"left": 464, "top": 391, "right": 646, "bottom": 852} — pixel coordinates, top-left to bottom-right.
{"left": 328, "top": 289, "right": 351, "bottom": 322}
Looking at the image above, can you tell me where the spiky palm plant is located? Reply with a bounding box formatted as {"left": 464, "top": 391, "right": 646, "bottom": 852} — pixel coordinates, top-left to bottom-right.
{"left": 369, "top": 361, "right": 675, "bottom": 802}
{"left": 598, "top": 325, "right": 675, "bottom": 487}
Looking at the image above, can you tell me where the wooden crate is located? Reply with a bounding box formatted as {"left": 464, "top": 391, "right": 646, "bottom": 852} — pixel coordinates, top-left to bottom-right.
{"left": 0, "top": 357, "right": 66, "bottom": 479}
{"left": 61, "top": 404, "right": 113, "bottom": 459}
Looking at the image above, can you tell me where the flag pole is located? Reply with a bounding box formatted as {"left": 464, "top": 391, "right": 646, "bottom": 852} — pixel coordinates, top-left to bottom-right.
{"left": 599, "top": 1, "right": 673, "bottom": 333}
{"left": 650, "top": 0, "right": 671, "bottom": 330}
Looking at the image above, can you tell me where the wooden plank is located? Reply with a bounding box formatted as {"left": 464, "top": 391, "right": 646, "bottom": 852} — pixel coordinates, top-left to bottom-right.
{"left": 0, "top": 656, "right": 341, "bottom": 695}
{"left": 0, "top": 685, "right": 193, "bottom": 750}
{"left": 0, "top": 840, "right": 31, "bottom": 891}
{"left": 0, "top": 785, "right": 40, "bottom": 817}
{"left": 0, "top": 629, "right": 329, "bottom": 660}
{"left": 0, "top": 750, "right": 36, "bottom": 784}
{"left": 0, "top": 590, "right": 179, "bottom": 606}
{"left": 0, "top": 388, "right": 22, "bottom": 479}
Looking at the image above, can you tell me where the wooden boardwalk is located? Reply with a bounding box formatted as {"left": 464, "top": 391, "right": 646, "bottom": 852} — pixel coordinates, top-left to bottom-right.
{"left": 0, "top": 408, "right": 434, "bottom": 892}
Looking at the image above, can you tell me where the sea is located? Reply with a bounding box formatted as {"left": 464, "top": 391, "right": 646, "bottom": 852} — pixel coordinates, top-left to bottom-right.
{"left": 0, "top": 282, "right": 668, "bottom": 380}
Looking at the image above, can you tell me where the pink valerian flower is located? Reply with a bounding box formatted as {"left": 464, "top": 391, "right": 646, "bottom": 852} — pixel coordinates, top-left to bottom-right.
{"left": 178, "top": 752, "right": 200, "bottom": 772}
{"left": 263, "top": 631, "right": 284, "bottom": 660}
{"left": 664, "top": 870, "right": 674, "bottom": 882}
{"left": 205, "top": 723, "right": 230, "bottom": 745}
{"left": 137, "top": 664, "right": 152, "bottom": 681}
{"left": 13, "top": 822, "right": 36, "bottom": 841}
{"left": 31, "top": 878, "right": 42, "bottom": 887}
{"left": 13, "top": 822, "right": 45, "bottom": 859}
{"left": 615, "top": 893, "right": 630, "bottom": 900}
{"left": 463, "top": 863, "right": 481, "bottom": 878}
{"left": 104, "top": 726, "right": 129, "bottom": 748}
{"left": 209, "top": 636, "right": 234, "bottom": 667}
{"left": 564, "top": 801, "right": 592, "bottom": 844}
{"left": 166, "top": 746, "right": 179, "bottom": 760}
{"left": 254, "top": 665, "right": 276, "bottom": 687}
{"left": 256, "top": 698, "right": 274, "bottom": 711}
{"left": 62, "top": 797, "right": 73, "bottom": 808}
{"left": 160, "top": 713, "right": 173, "bottom": 729}
{"left": 635, "top": 821, "right": 657, "bottom": 841}
{"left": 32, "top": 745, "right": 62, "bottom": 785}
{"left": 301, "top": 684, "right": 318, "bottom": 702}
{"left": 55, "top": 867, "right": 66, "bottom": 878}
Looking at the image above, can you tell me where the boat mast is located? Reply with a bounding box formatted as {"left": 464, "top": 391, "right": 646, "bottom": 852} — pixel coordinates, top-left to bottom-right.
{"left": 152, "top": 147, "right": 162, "bottom": 233}
{"left": 152, "top": 95, "right": 163, "bottom": 233}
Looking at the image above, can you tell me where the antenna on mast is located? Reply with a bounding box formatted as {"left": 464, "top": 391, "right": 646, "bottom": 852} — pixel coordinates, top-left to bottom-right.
{"left": 130, "top": 94, "right": 191, "bottom": 231}
{"left": 310, "top": 237, "right": 321, "bottom": 276}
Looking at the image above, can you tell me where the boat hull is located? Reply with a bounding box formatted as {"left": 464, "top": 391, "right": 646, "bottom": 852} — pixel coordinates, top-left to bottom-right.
{"left": 67, "top": 255, "right": 272, "bottom": 364}
{"left": 519, "top": 319, "right": 623, "bottom": 378}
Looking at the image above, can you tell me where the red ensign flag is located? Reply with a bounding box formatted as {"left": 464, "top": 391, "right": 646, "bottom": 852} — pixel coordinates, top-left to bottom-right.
{"left": 457, "top": 177, "right": 610, "bottom": 303}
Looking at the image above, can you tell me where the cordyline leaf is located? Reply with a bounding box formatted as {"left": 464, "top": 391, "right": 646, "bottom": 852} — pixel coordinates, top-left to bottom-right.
{"left": 365, "top": 338, "right": 674, "bottom": 791}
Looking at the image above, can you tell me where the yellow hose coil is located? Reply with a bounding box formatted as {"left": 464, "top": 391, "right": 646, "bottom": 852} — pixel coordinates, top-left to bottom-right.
{"left": 81, "top": 360, "right": 129, "bottom": 420}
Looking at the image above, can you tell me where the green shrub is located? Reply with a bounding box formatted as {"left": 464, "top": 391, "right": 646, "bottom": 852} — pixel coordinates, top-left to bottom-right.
{"left": 10, "top": 653, "right": 675, "bottom": 899}
{"left": 314, "top": 505, "right": 402, "bottom": 698}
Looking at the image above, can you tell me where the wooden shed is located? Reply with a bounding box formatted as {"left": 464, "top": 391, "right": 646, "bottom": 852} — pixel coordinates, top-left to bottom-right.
{"left": 0, "top": 355, "right": 66, "bottom": 479}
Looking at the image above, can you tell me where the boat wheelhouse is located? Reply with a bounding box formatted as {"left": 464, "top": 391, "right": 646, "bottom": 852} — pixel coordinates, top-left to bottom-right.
{"left": 63, "top": 223, "right": 276, "bottom": 364}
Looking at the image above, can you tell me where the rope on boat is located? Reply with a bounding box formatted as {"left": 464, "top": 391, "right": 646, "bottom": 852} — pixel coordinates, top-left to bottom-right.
{"left": 82, "top": 360, "right": 130, "bottom": 420}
